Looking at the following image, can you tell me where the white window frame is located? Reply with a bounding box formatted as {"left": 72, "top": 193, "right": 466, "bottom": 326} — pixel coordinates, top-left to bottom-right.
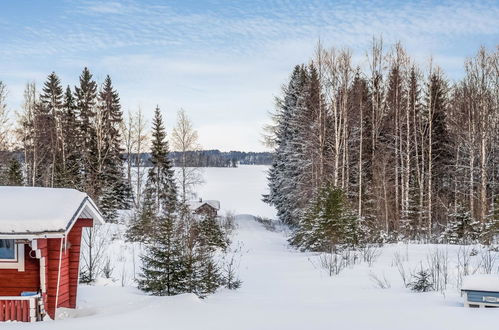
{"left": 0, "top": 241, "right": 25, "bottom": 271}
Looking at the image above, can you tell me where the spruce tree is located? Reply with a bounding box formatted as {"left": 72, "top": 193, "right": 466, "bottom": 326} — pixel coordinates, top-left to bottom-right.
{"left": 264, "top": 65, "right": 308, "bottom": 226}
{"left": 60, "top": 85, "right": 81, "bottom": 188}
{"left": 128, "top": 106, "right": 177, "bottom": 239}
{"left": 311, "top": 185, "right": 349, "bottom": 251}
{"left": 195, "top": 245, "right": 222, "bottom": 298}
{"left": 408, "top": 269, "right": 434, "bottom": 292}
{"left": 74, "top": 67, "right": 98, "bottom": 199}
{"left": 97, "top": 75, "right": 131, "bottom": 221}
{"left": 127, "top": 188, "right": 156, "bottom": 242}
{"left": 4, "top": 157, "right": 24, "bottom": 186}
{"left": 146, "top": 106, "right": 177, "bottom": 216}
{"left": 196, "top": 215, "right": 228, "bottom": 251}
{"left": 292, "top": 185, "right": 360, "bottom": 252}
{"left": 37, "top": 72, "right": 64, "bottom": 187}
{"left": 441, "top": 204, "right": 481, "bottom": 244}
{"left": 137, "top": 214, "right": 186, "bottom": 296}
{"left": 425, "top": 71, "right": 453, "bottom": 228}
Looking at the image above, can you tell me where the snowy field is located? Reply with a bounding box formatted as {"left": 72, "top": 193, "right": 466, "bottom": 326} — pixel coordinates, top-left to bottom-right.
{"left": 4, "top": 165, "right": 498, "bottom": 329}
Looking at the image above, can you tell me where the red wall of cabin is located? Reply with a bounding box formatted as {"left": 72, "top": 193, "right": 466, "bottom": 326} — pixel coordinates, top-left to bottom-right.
{"left": 44, "top": 218, "right": 92, "bottom": 319}
{"left": 0, "top": 245, "right": 40, "bottom": 296}
{"left": 0, "top": 218, "right": 93, "bottom": 320}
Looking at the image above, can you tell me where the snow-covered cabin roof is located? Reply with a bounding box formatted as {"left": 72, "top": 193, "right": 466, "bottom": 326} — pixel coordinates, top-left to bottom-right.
{"left": 188, "top": 199, "right": 220, "bottom": 211}
{"left": 0, "top": 186, "right": 104, "bottom": 238}
{"left": 462, "top": 275, "right": 499, "bottom": 292}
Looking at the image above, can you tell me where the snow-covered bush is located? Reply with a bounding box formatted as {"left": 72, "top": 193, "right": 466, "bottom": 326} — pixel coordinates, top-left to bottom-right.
{"left": 254, "top": 215, "right": 277, "bottom": 232}
{"left": 361, "top": 244, "right": 382, "bottom": 267}
{"left": 369, "top": 272, "right": 391, "bottom": 289}
{"left": 220, "top": 244, "right": 243, "bottom": 290}
{"left": 408, "top": 269, "right": 434, "bottom": 292}
{"left": 426, "top": 248, "right": 449, "bottom": 292}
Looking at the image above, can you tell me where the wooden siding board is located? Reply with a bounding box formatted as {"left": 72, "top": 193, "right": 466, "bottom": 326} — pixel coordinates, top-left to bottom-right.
{"left": 0, "top": 245, "right": 40, "bottom": 296}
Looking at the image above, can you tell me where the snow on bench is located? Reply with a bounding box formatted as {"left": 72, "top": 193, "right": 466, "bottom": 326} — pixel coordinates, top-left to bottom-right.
{"left": 461, "top": 275, "right": 499, "bottom": 308}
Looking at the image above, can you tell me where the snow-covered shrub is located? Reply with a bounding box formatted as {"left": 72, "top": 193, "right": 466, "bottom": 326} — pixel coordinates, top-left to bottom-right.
{"left": 408, "top": 269, "right": 434, "bottom": 292}
{"left": 426, "top": 248, "right": 449, "bottom": 292}
{"left": 478, "top": 248, "right": 498, "bottom": 274}
{"left": 318, "top": 247, "right": 360, "bottom": 276}
{"left": 221, "top": 244, "right": 243, "bottom": 290}
{"left": 102, "top": 258, "right": 114, "bottom": 279}
{"left": 254, "top": 215, "right": 277, "bottom": 232}
{"left": 220, "top": 211, "right": 236, "bottom": 235}
{"left": 361, "top": 244, "right": 382, "bottom": 267}
{"left": 393, "top": 252, "right": 409, "bottom": 287}
{"left": 369, "top": 272, "right": 391, "bottom": 289}
{"left": 80, "top": 225, "right": 110, "bottom": 284}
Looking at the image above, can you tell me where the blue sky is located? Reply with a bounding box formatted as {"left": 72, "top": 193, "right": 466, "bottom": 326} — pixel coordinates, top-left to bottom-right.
{"left": 1, "top": 0, "right": 498, "bottom": 151}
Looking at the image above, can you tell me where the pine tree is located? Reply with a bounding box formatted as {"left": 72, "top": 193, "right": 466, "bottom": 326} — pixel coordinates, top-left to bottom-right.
{"left": 441, "top": 204, "right": 481, "bottom": 244}
{"left": 264, "top": 65, "right": 308, "bottom": 226}
{"left": 137, "top": 215, "right": 186, "bottom": 296}
{"left": 127, "top": 106, "right": 177, "bottom": 239}
{"left": 195, "top": 246, "right": 222, "bottom": 298}
{"left": 196, "top": 215, "right": 228, "bottom": 251}
{"left": 481, "top": 198, "right": 498, "bottom": 244}
{"left": 60, "top": 85, "right": 81, "bottom": 188}
{"left": 36, "top": 72, "right": 64, "bottom": 187}
{"left": 97, "top": 75, "right": 131, "bottom": 221}
{"left": 408, "top": 269, "right": 434, "bottom": 292}
{"left": 126, "top": 188, "right": 156, "bottom": 242}
{"left": 75, "top": 67, "right": 98, "bottom": 199}
{"left": 310, "top": 185, "right": 349, "bottom": 251}
{"left": 425, "top": 70, "right": 453, "bottom": 233}
{"left": 146, "top": 106, "right": 177, "bottom": 216}
{"left": 4, "top": 157, "right": 24, "bottom": 186}
{"left": 289, "top": 189, "right": 320, "bottom": 250}
{"left": 292, "top": 185, "right": 360, "bottom": 252}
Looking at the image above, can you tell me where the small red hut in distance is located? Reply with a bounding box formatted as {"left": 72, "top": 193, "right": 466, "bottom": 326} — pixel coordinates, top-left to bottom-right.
{"left": 0, "top": 187, "right": 104, "bottom": 322}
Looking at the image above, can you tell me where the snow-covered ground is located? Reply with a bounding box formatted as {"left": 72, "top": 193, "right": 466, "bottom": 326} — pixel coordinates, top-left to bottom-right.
{"left": 4, "top": 165, "right": 497, "bottom": 329}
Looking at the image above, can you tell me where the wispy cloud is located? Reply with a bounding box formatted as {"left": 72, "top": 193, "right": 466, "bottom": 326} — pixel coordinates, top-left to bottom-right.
{"left": 2, "top": 1, "right": 497, "bottom": 59}
{"left": 0, "top": 0, "right": 497, "bottom": 150}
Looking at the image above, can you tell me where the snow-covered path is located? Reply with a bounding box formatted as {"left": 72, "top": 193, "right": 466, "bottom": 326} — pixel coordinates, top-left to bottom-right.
{"left": 5, "top": 214, "right": 498, "bottom": 330}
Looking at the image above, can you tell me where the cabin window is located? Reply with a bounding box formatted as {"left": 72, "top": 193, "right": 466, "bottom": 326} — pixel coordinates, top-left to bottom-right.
{"left": 0, "top": 240, "right": 25, "bottom": 271}
{"left": 0, "top": 239, "right": 16, "bottom": 260}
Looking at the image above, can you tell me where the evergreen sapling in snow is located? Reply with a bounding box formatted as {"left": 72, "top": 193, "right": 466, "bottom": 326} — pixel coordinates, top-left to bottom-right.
{"left": 138, "top": 215, "right": 186, "bottom": 296}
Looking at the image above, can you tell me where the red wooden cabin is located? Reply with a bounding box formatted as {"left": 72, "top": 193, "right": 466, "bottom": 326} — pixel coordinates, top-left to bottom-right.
{"left": 0, "top": 187, "right": 104, "bottom": 322}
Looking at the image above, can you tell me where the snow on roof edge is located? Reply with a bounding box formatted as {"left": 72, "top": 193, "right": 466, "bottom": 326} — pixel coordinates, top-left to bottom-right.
{"left": 0, "top": 186, "right": 105, "bottom": 237}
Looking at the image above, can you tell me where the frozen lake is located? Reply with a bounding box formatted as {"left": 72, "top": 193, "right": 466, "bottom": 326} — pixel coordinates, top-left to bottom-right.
{"left": 194, "top": 165, "right": 276, "bottom": 219}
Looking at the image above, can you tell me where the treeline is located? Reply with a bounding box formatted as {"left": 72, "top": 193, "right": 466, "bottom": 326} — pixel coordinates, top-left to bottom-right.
{"left": 0, "top": 69, "right": 130, "bottom": 222}
{"left": 124, "top": 150, "right": 273, "bottom": 167}
{"left": 170, "top": 150, "right": 273, "bottom": 167}
{"left": 265, "top": 41, "right": 498, "bottom": 250}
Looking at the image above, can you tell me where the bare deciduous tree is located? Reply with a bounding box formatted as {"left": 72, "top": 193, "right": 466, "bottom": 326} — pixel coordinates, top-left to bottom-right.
{"left": 171, "top": 108, "right": 203, "bottom": 202}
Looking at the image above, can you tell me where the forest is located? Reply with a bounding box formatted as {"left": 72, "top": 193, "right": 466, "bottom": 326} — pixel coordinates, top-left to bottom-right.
{"left": 265, "top": 40, "right": 498, "bottom": 250}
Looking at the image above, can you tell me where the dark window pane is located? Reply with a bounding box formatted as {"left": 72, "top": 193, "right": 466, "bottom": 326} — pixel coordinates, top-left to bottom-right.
{"left": 0, "top": 239, "right": 15, "bottom": 259}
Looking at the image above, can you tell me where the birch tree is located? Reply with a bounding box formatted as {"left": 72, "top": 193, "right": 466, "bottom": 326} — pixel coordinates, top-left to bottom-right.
{"left": 171, "top": 108, "right": 202, "bottom": 203}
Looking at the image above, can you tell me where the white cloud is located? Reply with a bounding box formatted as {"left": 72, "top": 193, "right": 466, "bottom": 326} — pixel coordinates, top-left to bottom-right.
{"left": 0, "top": 0, "right": 497, "bottom": 150}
